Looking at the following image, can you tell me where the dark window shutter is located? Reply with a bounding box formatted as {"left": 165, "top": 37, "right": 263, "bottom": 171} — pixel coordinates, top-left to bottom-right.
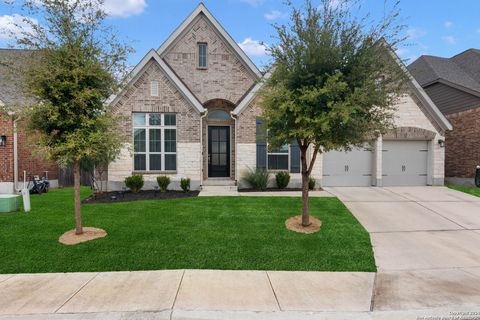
{"left": 256, "top": 117, "right": 267, "bottom": 169}
{"left": 290, "top": 140, "right": 301, "bottom": 173}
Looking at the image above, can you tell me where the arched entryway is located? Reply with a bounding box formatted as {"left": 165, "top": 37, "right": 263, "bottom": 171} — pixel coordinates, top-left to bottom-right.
{"left": 202, "top": 99, "right": 236, "bottom": 180}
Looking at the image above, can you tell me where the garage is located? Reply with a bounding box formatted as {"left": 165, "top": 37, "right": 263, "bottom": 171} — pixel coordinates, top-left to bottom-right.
{"left": 382, "top": 140, "right": 428, "bottom": 186}
{"left": 322, "top": 146, "right": 373, "bottom": 187}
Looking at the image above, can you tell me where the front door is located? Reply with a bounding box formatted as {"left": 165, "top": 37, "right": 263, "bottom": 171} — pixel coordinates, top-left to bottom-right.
{"left": 208, "top": 126, "right": 230, "bottom": 178}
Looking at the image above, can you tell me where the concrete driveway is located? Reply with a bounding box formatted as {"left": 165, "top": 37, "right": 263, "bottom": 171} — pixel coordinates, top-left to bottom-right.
{"left": 326, "top": 186, "right": 480, "bottom": 311}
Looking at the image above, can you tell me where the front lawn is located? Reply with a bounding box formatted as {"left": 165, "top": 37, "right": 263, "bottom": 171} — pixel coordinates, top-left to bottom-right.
{"left": 0, "top": 188, "right": 375, "bottom": 273}
{"left": 448, "top": 185, "right": 480, "bottom": 197}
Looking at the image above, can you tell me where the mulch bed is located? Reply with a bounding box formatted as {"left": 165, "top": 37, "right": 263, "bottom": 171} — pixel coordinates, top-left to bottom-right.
{"left": 285, "top": 215, "right": 322, "bottom": 234}
{"left": 83, "top": 190, "right": 199, "bottom": 204}
{"left": 59, "top": 227, "right": 107, "bottom": 245}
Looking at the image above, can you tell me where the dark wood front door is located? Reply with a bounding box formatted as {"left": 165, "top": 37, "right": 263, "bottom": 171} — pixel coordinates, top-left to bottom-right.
{"left": 208, "top": 126, "right": 230, "bottom": 178}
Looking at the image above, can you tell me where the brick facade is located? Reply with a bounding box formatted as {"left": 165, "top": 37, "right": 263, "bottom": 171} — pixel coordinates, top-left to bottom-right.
{"left": 444, "top": 107, "right": 480, "bottom": 178}
{"left": 163, "top": 14, "right": 256, "bottom": 105}
{"left": 0, "top": 114, "right": 58, "bottom": 193}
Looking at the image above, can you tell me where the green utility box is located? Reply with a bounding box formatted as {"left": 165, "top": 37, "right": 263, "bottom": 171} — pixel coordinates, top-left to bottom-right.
{"left": 0, "top": 195, "right": 20, "bottom": 213}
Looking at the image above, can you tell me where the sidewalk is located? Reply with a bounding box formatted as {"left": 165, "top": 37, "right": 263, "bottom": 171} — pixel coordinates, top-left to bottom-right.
{"left": 1, "top": 269, "right": 479, "bottom": 319}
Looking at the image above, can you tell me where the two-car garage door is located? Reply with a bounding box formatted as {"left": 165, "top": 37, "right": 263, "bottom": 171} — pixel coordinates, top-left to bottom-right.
{"left": 322, "top": 141, "right": 429, "bottom": 186}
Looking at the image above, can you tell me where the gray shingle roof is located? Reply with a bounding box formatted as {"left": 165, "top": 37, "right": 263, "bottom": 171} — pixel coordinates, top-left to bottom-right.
{"left": 408, "top": 49, "right": 480, "bottom": 95}
{"left": 0, "top": 48, "right": 36, "bottom": 106}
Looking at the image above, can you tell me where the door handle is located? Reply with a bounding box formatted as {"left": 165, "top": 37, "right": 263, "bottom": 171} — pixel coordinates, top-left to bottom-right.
{"left": 208, "top": 155, "right": 211, "bottom": 164}
{"left": 345, "top": 165, "right": 349, "bottom": 172}
{"left": 402, "top": 165, "right": 406, "bottom": 172}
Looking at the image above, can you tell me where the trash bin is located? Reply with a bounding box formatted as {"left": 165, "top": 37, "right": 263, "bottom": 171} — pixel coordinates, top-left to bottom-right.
{"left": 476, "top": 165, "right": 480, "bottom": 188}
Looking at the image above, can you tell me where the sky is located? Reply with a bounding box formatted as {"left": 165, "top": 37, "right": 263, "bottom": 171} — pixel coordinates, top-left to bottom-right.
{"left": 1, "top": 0, "right": 479, "bottom": 69}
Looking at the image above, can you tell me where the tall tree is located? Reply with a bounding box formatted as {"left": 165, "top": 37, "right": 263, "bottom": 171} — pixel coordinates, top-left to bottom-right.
{"left": 8, "top": 0, "right": 131, "bottom": 235}
{"left": 261, "top": 0, "right": 407, "bottom": 227}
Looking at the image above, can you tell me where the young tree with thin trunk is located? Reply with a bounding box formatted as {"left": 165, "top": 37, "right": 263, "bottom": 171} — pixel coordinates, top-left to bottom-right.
{"left": 260, "top": 0, "right": 407, "bottom": 227}
{"left": 8, "top": 0, "right": 131, "bottom": 235}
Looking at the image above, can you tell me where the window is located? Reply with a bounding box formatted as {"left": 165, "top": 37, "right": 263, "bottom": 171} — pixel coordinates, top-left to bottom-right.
{"left": 268, "top": 144, "right": 289, "bottom": 170}
{"left": 208, "top": 110, "right": 230, "bottom": 120}
{"left": 198, "top": 43, "right": 208, "bottom": 68}
{"left": 133, "top": 113, "right": 177, "bottom": 171}
{"left": 150, "top": 80, "right": 159, "bottom": 97}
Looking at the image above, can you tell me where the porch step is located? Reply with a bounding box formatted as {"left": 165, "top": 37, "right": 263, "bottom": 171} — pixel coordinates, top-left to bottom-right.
{"left": 201, "top": 185, "right": 238, "bottom": 192}
{"left": 202, "top": 179, "right": 237, "bottom": 186}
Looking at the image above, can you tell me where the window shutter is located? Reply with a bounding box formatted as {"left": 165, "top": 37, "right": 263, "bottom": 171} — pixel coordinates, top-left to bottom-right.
{"left": 256, "top": 117, "right": 267, "bottom": 169}
{"left": 290, "top": 140, "right": 301, "bottom": 173}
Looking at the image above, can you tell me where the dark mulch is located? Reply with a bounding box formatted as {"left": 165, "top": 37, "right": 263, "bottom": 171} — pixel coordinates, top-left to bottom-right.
{"left": 238, "top": 188, "right": 322, "bottom": 192}
{"left": 83, "top": 190, "right": 199, "bottom": 204}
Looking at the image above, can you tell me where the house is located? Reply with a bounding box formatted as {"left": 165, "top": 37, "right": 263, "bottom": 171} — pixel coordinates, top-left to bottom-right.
{"left": 0, "top": 49, "right": 59, "bottom": 194}
{"left": 106, "top": 3, "right": 451, "bottom": 191}
{"left": 409, "top": 49, "right": 480, "bottom": 186}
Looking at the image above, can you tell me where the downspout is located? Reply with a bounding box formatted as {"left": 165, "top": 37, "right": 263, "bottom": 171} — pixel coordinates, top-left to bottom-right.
{"left": 199, "top": 110, "right": 208, "bottom": 187}
{"left": 9, "top": 112, "right": 21, "bottom": 192}
{"left": 230, "top": 112, "right": 238, "bottom": 183}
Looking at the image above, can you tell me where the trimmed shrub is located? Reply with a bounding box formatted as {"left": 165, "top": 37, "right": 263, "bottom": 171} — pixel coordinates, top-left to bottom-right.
{"left": 157, "top": 176, "right": 171, "bottom": 192}
{"left": 180, "top": 178, "right": 191, "bottom": 192}
{"left": 242, "top": 167, "right": 270, "bottom": 191}
{"left": 308, "top": 177, "right": 316, "bottom": 190}
{"left": 125, "top": 174, "right": 144, "bottom": 193}
{"left": 275, "top": 171, "right": 290, "bottom": 189}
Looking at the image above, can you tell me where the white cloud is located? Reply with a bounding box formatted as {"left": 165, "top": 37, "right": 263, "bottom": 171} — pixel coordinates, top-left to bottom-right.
{"left": 444, "top": 21, "right": 453, "bottom": 28}
{"left": 406, "top": 28, "right": 426, "bottom": 40}
{"left": 442, "top": 35, "right": 456, "bottom": 45}
{"left": 239, "top": 0, "right": 265, "bottom": 7}
{"left": 264, "top": 10, "right": 287, "bottom": 21}
{"left": 0, "top": 14, "right": 38, "bottom": 41}
{"left": 103, "top": 0, "right": 146, "bottom": 18}
{"left": 238, "top": 38, "right": 267, "bottom": 57}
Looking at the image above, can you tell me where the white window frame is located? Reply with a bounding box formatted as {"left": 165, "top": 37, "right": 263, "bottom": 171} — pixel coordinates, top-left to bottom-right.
{"left": 133, "top": 113, "right": 177, "bottom": 172}
{"left": 267, "top": 143, "right": 290, "bottom": 171}
{"left": 150, "top": 80, "right": 159, "bottom": 97}
{"left": 198, "top": 42, "right": 208, "bottom": 69}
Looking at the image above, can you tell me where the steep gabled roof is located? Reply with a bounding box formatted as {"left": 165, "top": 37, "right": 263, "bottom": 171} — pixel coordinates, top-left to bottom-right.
{"left": 232, "top": 70, "right": 272, "bottom": 115}
{"left": 408, "top": 49, "right": 480, "bottom": 97}
{"left": 108, "top": 49, "right": 205, "bottom": 113}
{"left": 157, "top": 3, "right": 262, "bottom": 80}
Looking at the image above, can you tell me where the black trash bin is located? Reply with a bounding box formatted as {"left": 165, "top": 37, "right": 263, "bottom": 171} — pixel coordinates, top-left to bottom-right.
{"left": 476, "top": 165, "right": 480, "bottom": 187}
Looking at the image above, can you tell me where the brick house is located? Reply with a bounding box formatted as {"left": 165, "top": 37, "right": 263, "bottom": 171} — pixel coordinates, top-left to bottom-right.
{"left": 106, "top": 3, "right": 451, "bottom": 191}
{"left": 409, "top": 49, "right": 480, "bottom": 185}
{"left": 0, "top": 49, "right": 59, "bottom": 194}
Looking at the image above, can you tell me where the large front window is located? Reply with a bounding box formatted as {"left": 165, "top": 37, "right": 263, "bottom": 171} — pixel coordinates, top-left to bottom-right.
{"left": 133, "top": 113, "right": 176, "bottom": 171}
{"left": 268, "top": 144, "right": 289, "bottom": 170}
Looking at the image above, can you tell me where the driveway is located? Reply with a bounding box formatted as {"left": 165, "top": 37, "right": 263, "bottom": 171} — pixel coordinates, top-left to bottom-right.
{"left": 326, "top": 186, "right": 480, "bottom": 311}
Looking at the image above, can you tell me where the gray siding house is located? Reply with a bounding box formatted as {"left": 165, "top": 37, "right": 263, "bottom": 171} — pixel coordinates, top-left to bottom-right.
{"left": 409, "top": 49, "right": 480, "bottom": 184}
{"left": 105, "top": 3, "right": 451, "bottom": 191}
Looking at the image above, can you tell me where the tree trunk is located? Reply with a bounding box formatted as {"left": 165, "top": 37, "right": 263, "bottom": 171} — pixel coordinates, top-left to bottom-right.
{"left": 74, "top": 160, "right": 83, "bottom": 235}
{"left": 300, "top": 147, "right": 311, "bottom": 227}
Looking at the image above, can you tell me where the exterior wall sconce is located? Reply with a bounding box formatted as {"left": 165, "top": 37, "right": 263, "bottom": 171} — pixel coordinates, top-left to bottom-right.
{"left": 438, "top": 139, "right": 445, "bottom": 148}
{"left": 0, "top": 135, "right": 6, "bottom": 146}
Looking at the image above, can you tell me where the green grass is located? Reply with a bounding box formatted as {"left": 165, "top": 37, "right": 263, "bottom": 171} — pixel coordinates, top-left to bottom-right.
{"left": 448, "top": 185, "right": 480, "bottom": 197}
{"left": 0, "top": 188, "right": 376, "bottom": 273}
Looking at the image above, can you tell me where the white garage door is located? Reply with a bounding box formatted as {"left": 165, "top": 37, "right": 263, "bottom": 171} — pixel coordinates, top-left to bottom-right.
{"left": 382, "top": 141, "right": 428, "bottom": 186}
{"left": 323, "top": 147, "right": 373, "bottom": 187}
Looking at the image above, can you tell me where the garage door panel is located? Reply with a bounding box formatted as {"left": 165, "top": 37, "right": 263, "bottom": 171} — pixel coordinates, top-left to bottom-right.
{"left": 323, "top": 147, "right": 373, "bottom": 187}
{"left": 382, "top": 141, "right": 428, "bottom": 186}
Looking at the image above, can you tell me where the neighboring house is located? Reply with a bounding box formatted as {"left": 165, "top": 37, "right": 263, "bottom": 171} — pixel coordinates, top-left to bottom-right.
{"left": 409, "top": 49, "right": 480, "bottom": 185}
{"left": 106, "top": 3, "right": 451, "bottom": 191}
{"left": 0, "top": 49, "right": 59, "bottom": 194}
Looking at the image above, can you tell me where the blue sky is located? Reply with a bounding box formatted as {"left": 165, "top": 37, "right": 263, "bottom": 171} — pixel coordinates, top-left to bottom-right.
{"left": 1, "top": 0, "right": 479, "bottom": 68}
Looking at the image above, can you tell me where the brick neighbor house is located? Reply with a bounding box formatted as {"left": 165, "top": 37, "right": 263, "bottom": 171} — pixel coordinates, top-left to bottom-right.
{"left": 105, "top": 3, "right": 451, "bottom": 191}
{"left": 0, "top": 49, "right": 59, "bottom": 194}
{"left": 409, "top": 49, "right": 480, "bottom": 185}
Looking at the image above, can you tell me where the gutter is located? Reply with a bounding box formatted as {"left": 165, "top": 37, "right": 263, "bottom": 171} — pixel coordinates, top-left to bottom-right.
{"left": 199, "top": 110, "right": 208, "bottom": 187}
{"left": 8, "top": 112, "right": 21, "bottom": 192}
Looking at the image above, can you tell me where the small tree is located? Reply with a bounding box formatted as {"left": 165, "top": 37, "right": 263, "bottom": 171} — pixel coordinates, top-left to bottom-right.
{"left": 8, "top": 0, "right": 131, "bottom": 235}
{"left": 261, "top": 0, "right": 407, "bottom": 227}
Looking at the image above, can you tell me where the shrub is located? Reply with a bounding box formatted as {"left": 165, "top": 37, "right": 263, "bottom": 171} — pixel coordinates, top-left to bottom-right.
{"left": 308, "top": 177, "right": 316, "bottom": 190}
{"left": 275, "top": 171, "right": 290, "bottom": 189}
{"left": 157, "top": 176, "right": 171, "bottom": 192}
{"left": 180, "top": 178, "right": 190, "bottom": 192}
{"left": 125, "top": 174, "right": 144, "bottom": 193}
{"left": 242, "top": 167, "right": 270, "bottom": 191}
